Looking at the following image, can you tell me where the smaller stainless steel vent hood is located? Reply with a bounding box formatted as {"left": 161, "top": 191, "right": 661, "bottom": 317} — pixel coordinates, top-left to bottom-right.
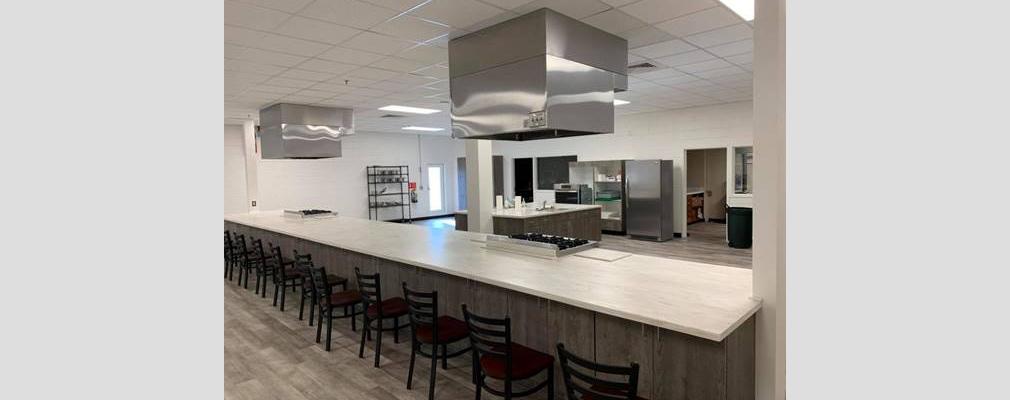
{"left": 258, "top": 103, "right": 353, "bottom": 159}
{"left": 449, "top": 8, "right": 628, "bottom": 141}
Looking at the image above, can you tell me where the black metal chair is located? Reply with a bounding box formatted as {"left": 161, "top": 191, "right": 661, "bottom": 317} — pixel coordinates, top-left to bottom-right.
{"left": 293, "top": 251, "right": 347, "bottom": 326}
{"left": 462, "top": 304, "right": 555, "bottom": 400}
{"left": 250, "top": 238, "right": 276, "bottom": 297}
{"left": 235, "top": 234, "right": 259, "bottom": 289}
{"left": 403, "top": 284, "right": 472, "bottom": 400}
{"left": 354, "top": 267, "right": 410, "bottom": 368}
{"left": 226, "top": 232, "right": 251, "bottom": 281}
{"left": 270, "top": 243, "right": 301, "bottom": 310}
{"left": 556, "top": 343, "right": 646, "bottom": 400}
{"left": 308, "top": 265, "right": 363, "bottom": 351}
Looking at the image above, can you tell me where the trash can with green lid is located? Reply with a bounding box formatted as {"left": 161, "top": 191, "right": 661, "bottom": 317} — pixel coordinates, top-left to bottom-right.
{"left": 727, "top": 207, "right": 753, "bottom": 249}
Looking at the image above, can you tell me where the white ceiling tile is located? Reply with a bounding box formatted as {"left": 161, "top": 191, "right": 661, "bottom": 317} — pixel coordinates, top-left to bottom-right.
{"left": 370, "top": 57, "right": 430, "bottom": 72}
{"left": 225, "top": 71, "right": 273, "bottom": 86}
{"left": 310, "top": 82, "right": 355, "bottom": 93}
{"left": 479, "top": 0, "right": 535, "bottom": 10}
{"left": 294, "top": 89, "right": 341, "bottom": 98}
{"left": 463, "top": 11, "right": 518, "bottom": 33}
{"left": 342, "top": 32, "right": 417, "bottom": 54}
{"left": 297, "top": 59, "right": 359, "bottom": 74}
{"left": 513, "top": 0, "right": 610, "bottom": 20}
{"left": 396, "top": 45, "right": 448, "bottom": 63}
{"left": 359, "top": 0, "right": 429, "bottom": 11}
{"left": 250, "top": 84, "right": 303, "bottom": 94}
{"left": 737, "top": 62, "right": 753, "bottom": 71}
{"left": 633, "top": 68, "right": 685, "bottom": 81}
{"left": 627, "top": 53, "right": 645, "bottom": 64}
{"left": 298, "top": 0, "right": 399, "bottom": 30}
{"left": 653, "top": 49, "right": 716, "bottom": 67}
{"left": 410, "top": 0, "right": 504, "bottom": 29}
{"left": 224, "top": 26, "right": 267, "bottom": 47}
{"left": 278, "top": 68, "right": 336, "bottom": 81}
{"left": 724, "top": 52, "right": 753, "bottom": 65}
{"left": 423, "top": 79, "right": 451, "bottom": 90}
{"left": 654, "top": 6, "right": 740, "bottom": 37}
{"left": 630, "top": 39, "right": 696, "bottom": 58}
{"left": 234, "top": 0, "right": 314, "bottom": 13}
{"left": 692, "top": 65, "right": 745, "bottom": 78}
{"left": 600, "top": 0, "right": 637, "bottom": 7}
{"left": 579, "top": 9, "right": 647, "bottom": 35}
{"left": 254, "top": 33, "right": 331, "bottom": 57}
{"left": 675, "top": 58, "right": 731, "bottom": 73}
{"left": 239, "top": 91, "right": 285, "bottom": 101}
{"left": 386, "top": 73, "right": 441, "bottom": 85}
{"left": 265, "top": 76, "right": 318, "bottom": 88}
{"left": 224, "top": 44, "right": 248, "bottom": 58}
{"left": 317, "top": 46, "right": 386, "bottom": 65}
{"left": 373, "top": 15, "right": 450, "bottom": 42}
{"left": 347, "top": 66, "right": 403, "bottom": 80}
{"left": 370, "top": 81, "right": 414, "bottom": 91}
{"left": 653, "top": 75, "right": 700, "bottom": 86}
{"left": 236, "top": 48, "right": 309, "bottom": 67}
{"left": 682, "top": 23, "right": 752, "bottom": 48}
{"left": 617, "top": 25, "right": 676, "bottom": 48}
{"left": 413, "top": 64, "right": 449, "bottom": 79}
{"left": 273, "top": 16, "right": 361, "bottom": 44}
{"left": 224, "top": 1, "right": 291, "bottom": 30}
{"left": 707, "top": 39, "right": 752, "bottom": 57}
{"left": 347, "top": 87, "right": 392, "bottom": 97}
{"left": 620, "top": 0, "right": 715, "bottom": 25}
{"left": 333, "top": 76, "right": 379, "bottom": 87}
{"left": 225, "top": 59, "right": 288, "bottom": 75}
{"left": 283, "top": 94, "right": 331, "bottom": 103}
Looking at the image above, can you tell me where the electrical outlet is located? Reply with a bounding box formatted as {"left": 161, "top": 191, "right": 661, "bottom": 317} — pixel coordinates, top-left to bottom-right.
{"left": 251, "top": 200, "right": 256, "bottom": 207}
{"left": 523, "top": 111, "right": 546, "bottom": 128}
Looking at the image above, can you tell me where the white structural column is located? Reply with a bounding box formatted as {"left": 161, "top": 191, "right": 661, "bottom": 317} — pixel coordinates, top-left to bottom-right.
{"left": 242, "top": 119, "right": 259, "bottom": 211}
{"left": 753, "top": 0, "right": 786, "bottom": 399}
{"left": 465, "top": 139, "right": 493, "bottom": 233}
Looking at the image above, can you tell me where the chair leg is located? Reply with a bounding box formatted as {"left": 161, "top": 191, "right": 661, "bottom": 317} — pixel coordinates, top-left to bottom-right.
{"left": 280, "top": 284, "right": 287, "bottom": 311}
{"left": 474, "top": 374, "right": 482, "bottom": 400}
{"left": 374, "top": 323, "right": 382, "bottom": 368}
{"left": 298, "top": 292, "right": 306, "bottom": 320}
{"left": 309, "top": 295, "right": 316, "bottom": 326}
{"left": 441, "top": 344, "right": 448, "bottom": 370}
{"left": 325, "top": 310, "right": 332, "bottom": 352}
{"left": 236, "top": 265, "right": 243, "bottom": 285}
{"left": 358, "top": 318, "right": 368, "bottom": 358}
{"left": 547, "top": 363, "right": 555, "bottom": 400}
{"left": 394, "top": 317, "right": 400, "bottom": 343}
{"left": 273, "top": 281, "right": 280, "bottom": 307}
{"left": 350, "top": 306, "right": 357, "bottom": 331}
{"left": 406, "top": 341, "right": 416, "bottom": 390}
{"left": 315, "top": 308, "right": 323, "bottom": 343}
{"left": 260, "top": 275, "right": 268, "bottom": 298}
{"left": 254, "top": 271, "right": 261, "bottom": 294}
{"left": 428, "top": 345, "right": 438, "bottom": 400}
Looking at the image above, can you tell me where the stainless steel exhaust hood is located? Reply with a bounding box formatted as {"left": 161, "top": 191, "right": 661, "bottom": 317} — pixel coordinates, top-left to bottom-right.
{"left": 258, "top": 103, "right": 353, "bottom": 159}
{"left": 449, "top": 8, "right": 628, "bottom": 141}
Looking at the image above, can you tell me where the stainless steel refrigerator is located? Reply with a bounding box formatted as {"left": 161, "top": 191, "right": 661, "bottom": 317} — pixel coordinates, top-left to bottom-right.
{"left": 625, "top": 160, "right": 674, "bottom": 241}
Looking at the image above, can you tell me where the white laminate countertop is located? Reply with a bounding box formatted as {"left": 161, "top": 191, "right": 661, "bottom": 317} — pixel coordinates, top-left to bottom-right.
{"left": 455, "top": 204, "right": 601, "bottom": 219}
{"left": 224, "top": 211, "right": 760, "bottom": 341}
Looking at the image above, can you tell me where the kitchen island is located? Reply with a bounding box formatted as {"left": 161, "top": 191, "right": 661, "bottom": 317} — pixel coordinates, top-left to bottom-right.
{"left": 225, "top": 211, "right": 760, "bottom": 399}
{"left": 455, "top": 204, "right": 602, "bottom": 240}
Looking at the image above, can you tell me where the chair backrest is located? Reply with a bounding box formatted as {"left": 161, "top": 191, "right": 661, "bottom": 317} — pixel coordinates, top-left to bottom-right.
{"left": 309, "top": 266, "right": 333, "bottom": 307}
{"left": 402, "top": 284, "right": 438, "bottom": 342}
{"left": 269, "top": 243, "right": 287, "bottom": 282}
{"left": 354, "top": 268, "right": 383, "bottom": 316}
{"left": 251, "top": 238, "right": 266, "bottom": 267}
{"left": 556, "top": 343, "right": 640, "bottom": 400}
{"left": 461, "top": 304, "right": 512, "bottom": 378}
{"left": 294, "top": 251, "right": 314, "bottom": 291}
{"left": 234, "top": 234, "right": 248, "bottom": 261}
{"left": 224, "top": 231, "right": 233, "bottom": 257}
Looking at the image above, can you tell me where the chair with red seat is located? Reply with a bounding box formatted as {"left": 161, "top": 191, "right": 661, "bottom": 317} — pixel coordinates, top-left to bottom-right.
{"left": 307, "top": 265, "right": 363, "bottom": 351}
{"left": 402, "top": 284, "right": 472, "bottom": 400}
{"left": 354, "top": 267, "right": 410, "bottom": 368}
{"left": 461, "top": 304, "right": 555, "bottom": 400}
{"left": 556, "top": 343, "right": 646, "bottom": 400}
{"left": 293, "top": 251, "right": 347, "bottom": 326}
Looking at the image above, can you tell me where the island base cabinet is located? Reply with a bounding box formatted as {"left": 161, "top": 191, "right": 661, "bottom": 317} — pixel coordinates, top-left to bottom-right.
{"left": 225, "top": 221, "right": 755, "bottom": 400}
{"left": 492, "top": 208, "right": 602, "bottom": 241}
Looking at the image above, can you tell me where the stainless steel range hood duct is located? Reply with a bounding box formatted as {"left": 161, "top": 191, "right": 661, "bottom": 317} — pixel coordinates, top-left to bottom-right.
{"left": 258, "top": 103, "right": 353, "bottom": 159}
{"left": 449, "top": 8, "right": 628, "bottom": 141}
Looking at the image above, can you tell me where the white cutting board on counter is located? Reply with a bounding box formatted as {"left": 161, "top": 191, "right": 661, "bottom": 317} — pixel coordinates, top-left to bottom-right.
{"left": 573, "top": 248, "right": 632, "bottom": 262}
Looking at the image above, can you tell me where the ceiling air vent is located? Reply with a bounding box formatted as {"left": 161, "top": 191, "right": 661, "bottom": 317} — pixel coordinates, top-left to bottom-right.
{"left": 628, "top": 62, "right": 657, "bottom": 69}
{"left": 380, "top": 114, "right": 406, "bottom": 118}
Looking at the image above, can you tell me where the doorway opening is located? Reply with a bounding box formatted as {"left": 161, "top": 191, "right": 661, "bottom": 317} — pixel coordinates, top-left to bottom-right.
{"left": 514, "top": 158, "right": 533, "bottom": 203}
{"left": 685, "top": 148, "right": 728, "bottom": 238}
{"left": 426, "top": 164, "right": 445, "bottom": 213}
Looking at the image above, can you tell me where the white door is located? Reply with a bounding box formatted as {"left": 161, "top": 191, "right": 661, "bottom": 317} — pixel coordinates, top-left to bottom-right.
{"left": 427, "top": 164, "right": 445, "bottom": 213}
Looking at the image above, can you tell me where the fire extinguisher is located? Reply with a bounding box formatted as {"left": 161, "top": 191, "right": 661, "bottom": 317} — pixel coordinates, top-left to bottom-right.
{"left": 408, "top": 181, "right": 418, "bottom": 203}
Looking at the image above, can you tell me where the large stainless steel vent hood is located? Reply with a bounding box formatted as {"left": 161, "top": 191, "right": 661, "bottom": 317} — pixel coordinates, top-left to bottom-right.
{"left": 258, "top": 103, "right": 353, "bottom": 159}
{"left": 449, "top": 8, "right": 628, "bottom": 141}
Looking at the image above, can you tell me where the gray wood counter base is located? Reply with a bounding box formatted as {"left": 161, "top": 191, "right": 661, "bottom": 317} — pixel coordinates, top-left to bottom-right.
{"left": 226, "top": 221, "right": 754, "bottom": 399}
{"left": 492, "top": 208, "right": 602, "bottom": 241}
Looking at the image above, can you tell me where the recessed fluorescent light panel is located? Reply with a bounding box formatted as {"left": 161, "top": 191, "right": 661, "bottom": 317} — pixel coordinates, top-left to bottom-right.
{"left": 720, "top": 0, "right": 754, "bottom": 21}
{"left": 402, "top": 126, "right": 444, "bottom": 132}
{"left": 379, "top": 105, "right": 441, "bottom": 115}
{"left": 613, "top": 99, "right": 630, "bottom": 105}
